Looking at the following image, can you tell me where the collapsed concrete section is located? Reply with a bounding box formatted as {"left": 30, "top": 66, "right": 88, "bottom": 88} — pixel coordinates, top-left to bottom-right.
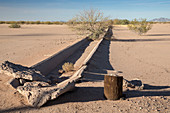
{"left": 17, "top": 81, "right": 75, "bottom": 107}
{"left": 0, "top": 61, "right": 50, "bottom": 83}
{"left": 0, "top": 60, "right": 86, "bottom": 107}
{"left": 16, "top": 65, "right": 86, "bottom": 107}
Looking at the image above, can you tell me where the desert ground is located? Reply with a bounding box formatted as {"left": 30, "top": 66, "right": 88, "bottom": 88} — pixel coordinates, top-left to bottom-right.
{"left": 0, "top": 24, "right": 84, "bottom": 67}
{"left": 0, "top": 24, "right": 170, "bottom": 113}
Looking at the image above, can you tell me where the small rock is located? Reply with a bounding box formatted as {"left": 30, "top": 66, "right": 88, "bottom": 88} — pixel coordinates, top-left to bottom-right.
{"left": 119, "top": 109, "right": 123, "bottom": 112}
{"left": 19, "top": 79, "right": 26, "bottom": 85}
{"left": 155, "top": 109, "right": 160, "bottom": 112}
{"left": 126, "top": 99, "right": 129, "bottom": 101}
{"left": 120, "top": 97, "right": 126, "bottom": 100}
{"left": 161, "top": 96, "right": 167, "bottom": 100}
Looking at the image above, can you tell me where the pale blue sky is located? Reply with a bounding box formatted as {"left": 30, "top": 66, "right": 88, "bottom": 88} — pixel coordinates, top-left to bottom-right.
{"left": 0, "top": 0, "right": 170, "bottom": 21}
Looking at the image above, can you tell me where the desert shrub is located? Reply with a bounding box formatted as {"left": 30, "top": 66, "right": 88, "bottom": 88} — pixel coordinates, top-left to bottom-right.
{"left": 5, "top": 21, "right": 11, "bottom": 24}
{"left": 40, "top": 21, "right": 45, "bottom": 24}
{"left": 128, "top": 19, "right": 152, "bottom": 35}
{"left": 113, "top": 19, "right": 120, "bottom": 25}
{"left": 149, "top": 21, "right": 154, "bottom": 24}
{"left": 9, "top": 23, "right": 21, "bottom": 28}
{"left": 0, "top": 21, "right": 6, "bottom": 24}
{"left": 88, "top": 31, "right": 100, "bottom": 40}
{"left": 11, "top": 21, "right": 17, "bottom": 24}
{"left": 0, "top": 21, "right": 66, "bottom": 25}
{"left": 4, "top": 21, "right": 16, "bottom": 24}
{"left": 35, "top": 21, "right": 41, "bottom": 24}
{"left": 113, "top": 19, "right": 130, "bottom": 25}
{"left": 121, "top": 19, "right": 130, "bottom": 25}
{"left": 18, "top": 21, "right": 25, "bottom": 24}
{"left": 53, "top": 21, "right": 63, "bottom": 25}
{"left": 67, "top": 18, "right": 77, "bottom": 25}
{"left": 68, "top": 9, "right": 110, "bottom": 40}
{"left": 62, "top": 62, "right": 74, "bottom": 72}
{"left": 25, "top": 21, "right": 30, "bottom": 24}
{"left": 29, "top": 21, "right": 35, "bottom": 24}
{"left": 44, "top": 21, "right": 53, "bottom": 24}
{"left": 106, "top": 20, "right": 114, "bottom": 25}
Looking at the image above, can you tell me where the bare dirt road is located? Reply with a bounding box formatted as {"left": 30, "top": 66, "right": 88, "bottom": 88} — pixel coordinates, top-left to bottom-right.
{"left": 0, "top": 24, "right": 170, "bottom": 113}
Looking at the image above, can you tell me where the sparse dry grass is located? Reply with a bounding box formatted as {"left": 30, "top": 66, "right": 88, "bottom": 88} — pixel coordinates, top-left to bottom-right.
{"left": 62, "top": 62, "right": 74, "bottom": 72}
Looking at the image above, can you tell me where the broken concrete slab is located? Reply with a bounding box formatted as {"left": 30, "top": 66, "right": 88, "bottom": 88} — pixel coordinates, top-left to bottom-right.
{"left": 0, "top": 61, "right": 50, "bottom": 83}
{"left": 17, "top": 65, "right": 86, "bottom": 107}
{"left": 17, "top": 81, "right": 75, "bottom": 107}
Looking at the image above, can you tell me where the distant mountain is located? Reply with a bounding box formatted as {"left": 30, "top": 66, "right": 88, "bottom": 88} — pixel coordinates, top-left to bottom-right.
{"left": 150, "top": 17, "right": 170, "bottom": 22}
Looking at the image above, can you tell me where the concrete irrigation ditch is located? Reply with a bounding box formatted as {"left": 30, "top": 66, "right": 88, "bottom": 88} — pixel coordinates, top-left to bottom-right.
{"left": 0, "top": 27, "right": 144, "bottom": 107}
{"left": 0, "top": 27, "right": 113, "bottom": 107}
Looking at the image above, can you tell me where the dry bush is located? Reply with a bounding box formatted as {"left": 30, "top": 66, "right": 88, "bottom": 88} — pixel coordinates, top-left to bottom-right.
{"left": 68, "top": 9, "right": 110, "bottom": 40}
{"left": 9, "top": 23, "right": 21, "bottom": 28}
{"left": 128, "top": 19, "right": 152, "bottom": 35}
{"left": 62, "top": 62, "right": 74, "bottom": 72}
{"left": 113, "top": 19, "right": 130, "bottom": 25}
{"left": 0, "top": 21, "right": 5, "bottom": 24}
{"left": 1, "top": 21, "right": 66, "bottom": 25}
{"left": 35, "top": 21, "right": 41, "bottom": 24}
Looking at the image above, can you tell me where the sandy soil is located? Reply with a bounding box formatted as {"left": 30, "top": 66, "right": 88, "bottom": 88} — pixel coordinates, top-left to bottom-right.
{"left": 0, "top": 24, "right": 84, "bottom": 67}
{"left": 0, "top": 24, "right": 170, "bottom": 113}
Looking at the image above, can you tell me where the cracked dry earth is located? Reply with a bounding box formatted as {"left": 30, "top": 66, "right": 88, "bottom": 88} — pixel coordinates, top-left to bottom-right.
{"left": 0, "top": 24, "right": 170, "bottom": 113}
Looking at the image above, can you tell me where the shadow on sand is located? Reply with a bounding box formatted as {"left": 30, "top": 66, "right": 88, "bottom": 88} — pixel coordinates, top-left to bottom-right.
{"left": 124, "top": 84, "right": 170, "bottom": 98}
{"left": 111, "top": 38, "right": 170, "bottom": 42}
{"left": 146, "top": 34, "right": 170, "bottom": 36}
{"left": 0, "top": 106, "right": 36, "bottom": 113}
{"left": 44, "top": 86, "right": 105, "bottom": 107}
{"left": 82, "top": 39, "right": 114, "bottom": 81}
